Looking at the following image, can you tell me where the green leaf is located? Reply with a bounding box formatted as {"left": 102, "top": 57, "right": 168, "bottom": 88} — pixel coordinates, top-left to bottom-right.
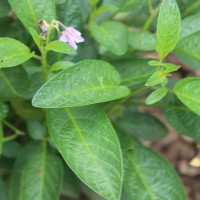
{"left": 46, "top": 40, "right": 76, "bottom": 55}
{"left": 27, "top": 118, "right": 47, "bottom": 140}
{"left": 0, "top": 67, "right": 30, "bottom": 99}
{"left": 162, "top": 63, "right": 180, "bottom": 73}
{"left": 47, "top": 105, "right": 123, "bottom": 200}
{"left": 56, "top": 0, "right": 89, "bottom": 29}
{"left": 145, "top": 71, "right": 167, "bottom": 86}
{"left": 50, "top": 61, "right": 74, "bottom": 72}
{"left": 156, "top": 0, "right": 180, "bottom": 60}
{"left": 129, "top": 32, "right": 156, "bottom": 51}
{"left": 20, "top": 151, "right": 64, "bottom": 200}
{"left": 88, "top": 0, "right": 100, "bottom": 6}
{"left": 32, "top": 60, "right": 130, "bottom": 108}
{"left": 145, "top": 88, "right": 168, "bottom": 105}
{"left": 2, "top": 141, "right": 21, "bottom": 158}
{"left": 179, "top": 13, "right": 200, "bottom": 40}
{"left": 112, "top": 59, "right": 156, "bottom": 86}
{"left": 0, "top": 121, "right": 3, "bottom": 156}
{"left": 165, "top": 107, "right": 200, "bottom": 141}
{"left": 9, "top": 142, "right": 42, "bottom": 200}
{"left": 96, "top": 5, "right": 118, "bottom": 16}
{"left": 0, "top": 0, "right": 10, "bottom": 18}
{"left": 61, "top": 167, "right": 80, "bottom": 198}
{"left": 0, "top": 177, "right": 8, "bottom": 200}
{"left": 119, "top": 133, "right": 187, "bottom": 200}
{"left": 0, "top": 38, "right": 33, "bottom": 68}
{"left": 176, "top": 31, "right": 200, "bottom": 64}
{"left": 28, "top": 27, "right": 40, "bottom": 48}
{"left": 8, "top": 0, "right": 55, "bottom": 30}
{"left": 89, "top": 21, "right": 128, "bottom": 56}
{"left": 115, "top": 109, "right": 168, "bottom": 141}
{"left": 174, "top": 77, "right": 200, "bottom": 116}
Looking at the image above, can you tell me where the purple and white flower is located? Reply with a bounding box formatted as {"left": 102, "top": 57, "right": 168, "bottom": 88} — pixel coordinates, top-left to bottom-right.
{"left": 59, "top": 27, "right": 84, "bottom": 50}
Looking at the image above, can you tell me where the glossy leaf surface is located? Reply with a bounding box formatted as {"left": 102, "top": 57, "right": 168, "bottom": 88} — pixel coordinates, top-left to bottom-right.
{"left": 47, "top": 105, "right": 123, "bottom": 200}
{"left": 32, "top": 60, "right": 130, "bottom": 108}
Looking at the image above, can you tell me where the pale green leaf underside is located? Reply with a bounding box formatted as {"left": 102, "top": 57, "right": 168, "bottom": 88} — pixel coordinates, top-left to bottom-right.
{"left": 8, "top": 0, "right": 55, "bottom": 30}
{"left": 46, "top": 40, "right": 76, "bottom": 55}
{"left": 32, "top": 60, "right": 130, "bottom": 108}
{"left": 119, "top": 134, "right": 186, "bottom": 200}
{"left": 47, "top": 105, "right": 123, "bottom": 200}
{"left": 174, "top": 77, "right": 200, "bottom": 116}
{"left": 0, "top": 38, "right": 33, "bottom": 68}
{"left": 90, "top": 21, "right": 128, "bottom": 56}
{"left": 156, "top": 0, "right": 180, "bottom": 60}
{"left": 20, "top": 152, "right": 63, "bottom": 200}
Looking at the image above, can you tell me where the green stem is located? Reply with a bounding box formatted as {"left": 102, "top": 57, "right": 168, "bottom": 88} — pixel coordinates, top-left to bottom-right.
{"left": 142, "top": 2, "right": 161, "bottom": 31}
{"left": 108, "top": 86, "right": 146, "bottom": 114}
{"left": 129, "top": 101, "right": 189, "bottom": 111}
{"left": 182, "top": 1, "right": 200, "bottom": 17}
{"left": 32, "top": 54, "right": 42, "bottom": 61}
{"left": 3, "top": 120, "right": 24, "bottom": 135}
{"left": 146, "top": 0, "right": 153, "bottom": 14}
{"left": 41, "top": 46, "right": 48, "bottom": 82}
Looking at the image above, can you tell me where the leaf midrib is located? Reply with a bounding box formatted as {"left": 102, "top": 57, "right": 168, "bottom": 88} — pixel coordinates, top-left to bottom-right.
{"left": 126, "top": 153, "right": 155, "bottom": 200}
{"left": 36, "top": 85, "right": 125, "bottom": 105}
{"left": 0, "top": 70, "right": 18, "bottom": 95}
{"left": 65, "top": 108, "right": 116, "bottom": 199}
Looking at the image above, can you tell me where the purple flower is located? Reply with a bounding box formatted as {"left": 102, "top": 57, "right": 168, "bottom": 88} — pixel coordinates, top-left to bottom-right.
{"left": 59, "top": 27, "right": 84, "bottom": 50}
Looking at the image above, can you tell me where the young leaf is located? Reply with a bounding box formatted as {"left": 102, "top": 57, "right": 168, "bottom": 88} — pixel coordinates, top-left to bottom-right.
{"left": 8, "top": 0, "right": 55, "bottom": 30}
{"left": 162, "top": 63, "right": 180, "bottom": 73}
{"left": 0, "top": 177, "right": 8, "bottom": 200}
{"left": 0, "top": 38, "right": 33, "bottom": 68}
{"left": 129, "top": 32, "right": 156, "bottom": 51}
{"left": 112, "top": 59, "right": 156, "bottom": 86}
{"left": 156, "top": 0, "right": 181, "bottom": 60}
{"left": 174, "top": 77, "right": 200, "bottom": 116}
{"left": 165, "top": 107, "right": 200, "bottom": 141}
{"left": 28, "top": 28, "right": 41, "bottom": 48}
{"left": 115, "top": 109, "right": 168, "bottom": 141}
{"left": 145, "top": 88, "right": 168, "bottom": 105}
{"left": 46, "top": 40, "right": 76, "bottom": 55}
{"left": 145, "top": 71, "right": 167, "bottom": 86}
{"left": 118, "top": 133, "right": 187, "bottom": 200}
{"left": 47, "top": 105, "right": 123, "bottom": 200}
{"left": 32, "top": 60, "right": 130, "bottom": 108}
{"left": 20, "top": 152, "right": 64, "bottom": 200}
{"left": 89, "top": 21, "right": 128, "bottom": 56}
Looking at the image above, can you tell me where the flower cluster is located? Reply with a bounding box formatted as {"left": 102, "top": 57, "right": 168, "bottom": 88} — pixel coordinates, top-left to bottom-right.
{"left": 38, "top": 20, "right": 84, "bottom": 50}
